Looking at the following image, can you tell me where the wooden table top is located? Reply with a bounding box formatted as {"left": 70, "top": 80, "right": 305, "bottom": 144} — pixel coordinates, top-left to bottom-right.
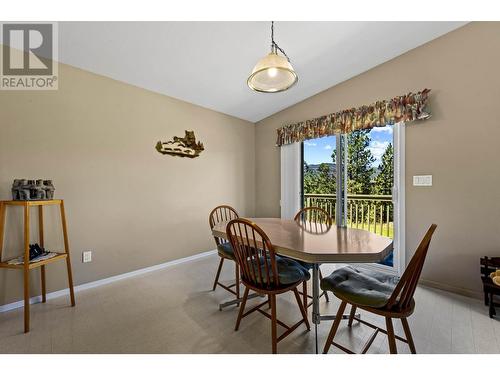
{"left": 212, "top": 218, "right": 393, "bottom": 264}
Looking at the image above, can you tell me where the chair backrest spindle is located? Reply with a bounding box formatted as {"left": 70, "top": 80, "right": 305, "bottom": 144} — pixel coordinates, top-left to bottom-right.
{"left": 294, "top": 206, "right": 332, "bottom": 225}
{"left": 294, "top": 207, "right": 333, "bottom": 233}
{"left": 226, "top": 218, "right": 279, "bottom": 290}
{"left": 209, "top": 205, "right": 239, "bottom": 247}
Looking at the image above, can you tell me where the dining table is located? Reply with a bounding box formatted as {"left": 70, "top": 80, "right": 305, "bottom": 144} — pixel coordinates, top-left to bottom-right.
{"left": 211, "top": 217, "right": 393, "bottom": 353}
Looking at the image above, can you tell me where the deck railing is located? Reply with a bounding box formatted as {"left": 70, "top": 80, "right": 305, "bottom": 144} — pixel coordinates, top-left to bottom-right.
{"left": 303, "top": 193, "right": 393, "bottom": 238}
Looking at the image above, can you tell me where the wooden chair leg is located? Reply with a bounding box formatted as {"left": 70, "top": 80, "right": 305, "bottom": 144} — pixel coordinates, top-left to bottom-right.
{"left": 323, "top": 300, "right": 347, "bottom": 354}
{"left": 235, "top": 286, "right": 249, "bottom": 331}
{"left": 302, "top": 280, "right": 308, "bottom": 314}
{"left": 319, "top": 268, "right": 329, "bottom": 302}
{"left": 293, "top": 287, "right": 310, "bottom": 330}
{"left": 348, "top": 305, "right": 357, "bottom": 327}
{"left": 235, "top": 263, "right": 240, "bottom": 304}
{"left": 270, "top": 294, "right": 277, "bottom": 354}
{"left": 212, "top": 257, "right": 224, "bottom": 291}
{"left": 385, "top": 317, "right": 397, "bottom": 354}
{"left": 401, "top": 317, "right": 416, "bottom": 354}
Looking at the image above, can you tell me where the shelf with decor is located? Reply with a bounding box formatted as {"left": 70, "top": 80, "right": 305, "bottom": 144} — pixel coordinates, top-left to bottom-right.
{"left": 0, "top": 199, "right": 76, "bottom": 333}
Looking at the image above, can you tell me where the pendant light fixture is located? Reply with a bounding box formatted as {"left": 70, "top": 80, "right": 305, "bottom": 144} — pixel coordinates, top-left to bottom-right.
{"left": 247, "top": 21, "right": 298, "bottom": 93}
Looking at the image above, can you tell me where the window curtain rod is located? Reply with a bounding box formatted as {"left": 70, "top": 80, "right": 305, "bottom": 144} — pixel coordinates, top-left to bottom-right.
{"left": 276, "top": 89, "right": 431, "bottom": 147}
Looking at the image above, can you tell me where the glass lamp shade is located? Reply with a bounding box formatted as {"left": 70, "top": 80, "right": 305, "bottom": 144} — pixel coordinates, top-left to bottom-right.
{"left": 247, "top": 52, "right": 298, "bottom": 93}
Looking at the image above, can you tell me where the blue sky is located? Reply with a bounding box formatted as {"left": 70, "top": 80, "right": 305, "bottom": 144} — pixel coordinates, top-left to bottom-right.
{"left": 304, "top": 125, "right": 393, "bottom": 167}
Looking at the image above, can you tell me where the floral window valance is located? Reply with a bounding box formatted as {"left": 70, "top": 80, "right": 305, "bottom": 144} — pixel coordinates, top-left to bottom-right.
{"left": 276, "top": 89, "right": 431, "bottom": 146}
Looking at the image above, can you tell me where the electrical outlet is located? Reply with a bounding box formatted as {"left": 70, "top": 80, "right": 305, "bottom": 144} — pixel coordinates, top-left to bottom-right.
{"left": 413, "top": 175, "right": 432, "bottom": 186}
{"left": 82, "top": 251, "right": 92, "bottom": 263}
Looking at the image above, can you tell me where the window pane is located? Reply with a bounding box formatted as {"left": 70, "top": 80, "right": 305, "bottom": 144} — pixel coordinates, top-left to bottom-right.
{"left": 302, "top": 136, "right": 337, "bottom": 222}
{"left": 344, "top": 125, "right": 394, "bottom": 266}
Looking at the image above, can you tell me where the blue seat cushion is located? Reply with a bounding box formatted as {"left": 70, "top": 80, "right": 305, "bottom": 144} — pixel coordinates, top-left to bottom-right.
{"left": 320, "top": 266, "right": 399, "bottom": 308}
{"left": 217, "top": 242, "right": 235, "bottom": 260}
{"left": 296, "top": 260, "right": 313, "bottom": 270}
{"left": 217, "top": 244, "right": 310, "bottom": 286}
{"left": 249, "top": 255, "right": 310, "bottom": 287}
{"left": 378, "top": 250, "right": 394, "bottom": 267}
{"left": 280, "top": 255, "right": 313, "bottom": 270}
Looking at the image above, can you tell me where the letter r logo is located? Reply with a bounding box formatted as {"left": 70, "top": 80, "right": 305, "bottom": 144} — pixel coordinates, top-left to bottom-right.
{"left": 2, "top": 24, "right": 53, "bottom": 75}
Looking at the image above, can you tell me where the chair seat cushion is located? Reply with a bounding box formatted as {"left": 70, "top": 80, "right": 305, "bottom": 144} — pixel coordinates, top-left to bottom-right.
{"left": 252, "top": 256, "right": 310, "bottom": 287}
{"left": 296, "top": 260, "right": 313, "bottom": 270}
{"left": 280, "top": 256, "right": 313, "bottom": 270}
{"left": 217, "top": 242, "right": 235, "bottom": 260}
{"left": 320, "top": 266, "right": 399, "bottom": 308}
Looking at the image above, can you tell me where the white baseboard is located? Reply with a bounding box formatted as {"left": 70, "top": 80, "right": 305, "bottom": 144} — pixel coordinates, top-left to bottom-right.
{"left": 0, "top": 249, "right": 217, "bottom": 313}
{"left": 419, "top": 278, "right": 482, "bottom": 300}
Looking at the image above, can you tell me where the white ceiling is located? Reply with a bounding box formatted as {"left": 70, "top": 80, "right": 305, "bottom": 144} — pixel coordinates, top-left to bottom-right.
{"left": 59, "top": 22, "right": 466, "bottom": 122}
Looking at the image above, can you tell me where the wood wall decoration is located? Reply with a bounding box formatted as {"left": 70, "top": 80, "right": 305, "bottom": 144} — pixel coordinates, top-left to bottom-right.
{"left": 155, "top": 130, "right": 204, "bottom": 158}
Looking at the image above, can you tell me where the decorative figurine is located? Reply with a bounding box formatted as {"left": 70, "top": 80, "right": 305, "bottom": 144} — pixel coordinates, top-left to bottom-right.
{"left": 155, "top": 130, "right": 204, "bottom": 158}
{"left": 12, "top": 179, "right": 22, "bottom": 200}
{"left": 26, "top": 180, "right": 36, "bottom": 199}
{"left": 13, "top": 179, "right": 31, "bottom": 200}
{"left": 11, "top": 179, "right": 55, "bottom": 200}
{"left": 29, "top": 243, "right": 48, "bottom": 260}
{"left": 32, "top": 180, "right": 46, "bottom": 200}
{"left": 43, "top": 180, "right": 55, "bottom": 199}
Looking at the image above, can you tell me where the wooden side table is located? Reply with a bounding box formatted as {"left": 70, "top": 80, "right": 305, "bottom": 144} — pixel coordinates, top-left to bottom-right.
{"left": 0, "top": 199, "right": 76, "bottom": 333}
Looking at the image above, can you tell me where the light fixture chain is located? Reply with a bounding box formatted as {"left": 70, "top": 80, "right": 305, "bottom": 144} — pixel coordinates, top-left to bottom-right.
{"left": 270, "top": 21, "right": 291, "bottom": 62}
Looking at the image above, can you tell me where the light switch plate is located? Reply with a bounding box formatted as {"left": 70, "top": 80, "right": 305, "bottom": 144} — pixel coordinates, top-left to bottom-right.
{"left": 413, "top": 175, "right": 432, "bottom": 186}
{"left": 82, "top": 251, "right": 92, "bottom": 263}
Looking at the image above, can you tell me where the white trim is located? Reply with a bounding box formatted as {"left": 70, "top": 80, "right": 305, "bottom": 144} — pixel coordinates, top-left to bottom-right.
{"left": 393, "top": 122, "right": 406, "bottom": 275}
{"left": 0, "top": 249, "right": 217, "bottom": 313}
{"left": 280, "top": 142, "right": 301, "bottom": 219}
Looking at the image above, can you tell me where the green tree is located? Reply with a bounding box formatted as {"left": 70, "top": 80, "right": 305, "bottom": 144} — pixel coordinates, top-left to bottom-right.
{"left": 374, "top": 143, "right": 393, "bottom": 195}
{"left": 316, "top": 163, "right": 335, "bottom": 194}
{"left": 346, "top": 130, "right": 375, "bottom": 194}
{"left": 303, "top": 161, "right": 318, "bottom": 193}
{"left": 303, "top": 162, "right": 336, "bottom": 194}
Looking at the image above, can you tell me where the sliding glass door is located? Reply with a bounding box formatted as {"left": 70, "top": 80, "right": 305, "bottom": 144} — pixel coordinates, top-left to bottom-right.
{"left": 302, "top": 123, "right": 405, "bottom": 273}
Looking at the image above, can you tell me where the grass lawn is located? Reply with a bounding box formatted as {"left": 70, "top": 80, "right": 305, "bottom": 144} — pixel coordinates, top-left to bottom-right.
{"left": 346, "top": 221, "right": 394, "bottom": 239}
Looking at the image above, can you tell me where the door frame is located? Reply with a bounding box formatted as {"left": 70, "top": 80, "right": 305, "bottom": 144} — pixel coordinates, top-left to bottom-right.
{"left": 299, "top": 122, "right": 406, "bottom": 276}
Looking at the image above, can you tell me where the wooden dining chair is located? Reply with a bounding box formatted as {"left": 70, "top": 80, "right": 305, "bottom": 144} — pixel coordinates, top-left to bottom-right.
{"left": 322, "top": 224, "right": 437, "bottom": 354}
{"left": 294, "top": 206, "right": 332, "bottom": 311}
{"left": 226, "top": 218, "right": 311, "bottom": 354}
{"left": 209, "top": 205, "right": 240, "bottom": 300}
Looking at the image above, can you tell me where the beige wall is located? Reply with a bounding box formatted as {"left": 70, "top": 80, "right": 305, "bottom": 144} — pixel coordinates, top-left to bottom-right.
{"left": 255, "top": 22, "right": 500, "bottom": 297}
{"left": 0, "top": 62, "right": 255, "bottom": 305}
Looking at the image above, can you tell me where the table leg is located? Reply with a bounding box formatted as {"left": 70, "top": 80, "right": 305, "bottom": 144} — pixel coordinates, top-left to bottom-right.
{"left": 311, "top": 263, "right": 360, "bottom": 353}
{"left": 312, "top": 263, "right": 320, "bottom": 354}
